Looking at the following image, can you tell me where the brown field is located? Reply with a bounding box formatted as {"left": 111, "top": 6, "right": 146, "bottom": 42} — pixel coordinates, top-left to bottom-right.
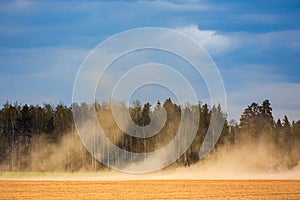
{"left": 0, "top": 180, "right": 300, "bottom": 199}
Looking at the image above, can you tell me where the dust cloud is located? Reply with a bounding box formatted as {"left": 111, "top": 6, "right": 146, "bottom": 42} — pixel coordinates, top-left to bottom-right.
{"left": 162, "top": 143, "right": 300, "bottom": 180}
{"left": 104, "top": 138, "right": 300, "bottom": 180}
{"left": 1, "top": 131, "right": 300, "bottom": 180}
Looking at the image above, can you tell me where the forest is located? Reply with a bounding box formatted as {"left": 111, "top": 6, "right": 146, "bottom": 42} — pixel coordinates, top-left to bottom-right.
{"left": 0, "top": 99, "right": 299, "bottom": 172}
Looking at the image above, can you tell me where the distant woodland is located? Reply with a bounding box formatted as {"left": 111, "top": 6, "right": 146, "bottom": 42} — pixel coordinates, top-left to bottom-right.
{"left": 0, "top": 99, "right": 299, "bottom": 172}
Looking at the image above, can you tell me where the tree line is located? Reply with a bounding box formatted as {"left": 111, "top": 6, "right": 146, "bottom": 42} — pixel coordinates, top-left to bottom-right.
{"left": 0, "top": 99, "right": 299, "bottom": 172}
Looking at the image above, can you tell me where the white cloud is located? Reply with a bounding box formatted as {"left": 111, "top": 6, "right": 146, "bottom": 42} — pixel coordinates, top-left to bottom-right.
{"left": 175, "top": 25, "right": 234, "bottom": 55}
{"left": 176, "top": 25, "right": 300, "bottom": 56}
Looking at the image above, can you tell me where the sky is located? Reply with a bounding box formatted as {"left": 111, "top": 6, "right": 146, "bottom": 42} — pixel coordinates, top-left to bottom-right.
{"left": 0, "top": 0, "right": 300, "bottom": 121}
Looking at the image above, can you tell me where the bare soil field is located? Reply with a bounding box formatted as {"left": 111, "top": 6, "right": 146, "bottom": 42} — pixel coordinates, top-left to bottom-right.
{"left": 0, "top": 180, "right": 300, "bottom": 199}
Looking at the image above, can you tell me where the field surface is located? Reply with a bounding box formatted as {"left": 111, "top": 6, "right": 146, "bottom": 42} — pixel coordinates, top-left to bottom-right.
{"left": 0, "top": 180, "right": 300, "bottom": 199}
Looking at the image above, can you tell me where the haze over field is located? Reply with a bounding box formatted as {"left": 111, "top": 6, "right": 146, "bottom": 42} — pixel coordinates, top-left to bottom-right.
{"left": 0, "top": 100, "right": 299, "bottom": 180}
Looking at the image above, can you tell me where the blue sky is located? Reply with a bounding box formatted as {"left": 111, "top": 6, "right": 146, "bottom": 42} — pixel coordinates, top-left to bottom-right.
{"left": 0, "top": 0, "right": 300, "bottom": 121}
